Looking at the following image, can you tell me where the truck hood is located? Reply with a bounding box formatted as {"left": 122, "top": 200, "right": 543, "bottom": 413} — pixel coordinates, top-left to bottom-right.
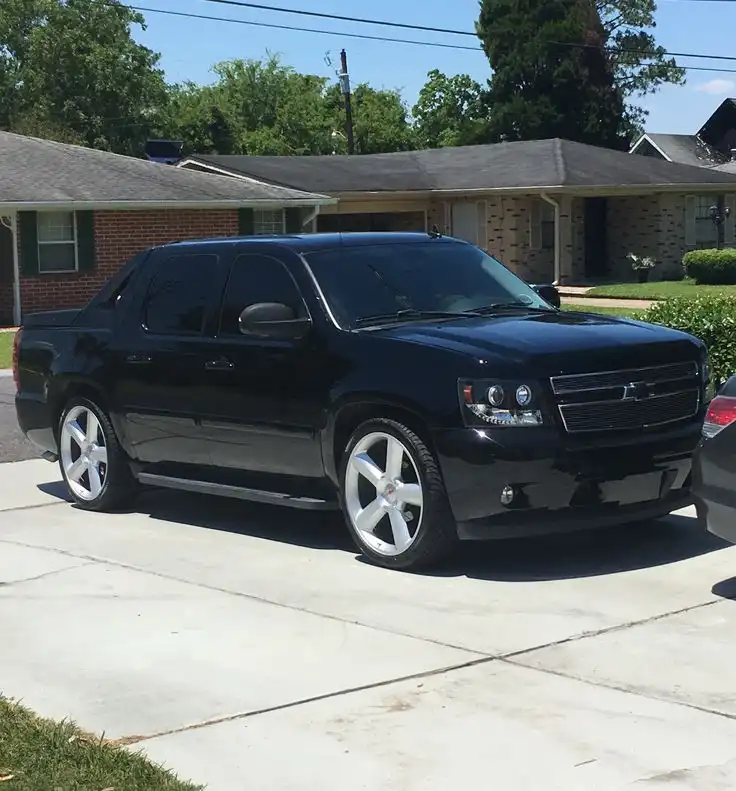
{"left": 374, "top": 310, "right": 702, "bottom": 375}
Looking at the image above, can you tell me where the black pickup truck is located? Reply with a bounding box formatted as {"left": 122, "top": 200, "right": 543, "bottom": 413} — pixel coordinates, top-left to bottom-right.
{"left": 14, "top": 232, "right": 710, "bottom": 570}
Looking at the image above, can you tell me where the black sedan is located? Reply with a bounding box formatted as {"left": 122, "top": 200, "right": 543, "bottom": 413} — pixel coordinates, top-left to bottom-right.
{"left": 693, "top": 374, "right": 736, "bottom": 542}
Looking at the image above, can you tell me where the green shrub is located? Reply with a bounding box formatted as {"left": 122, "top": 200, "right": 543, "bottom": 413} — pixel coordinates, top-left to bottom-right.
{"left": 645, "top": 295, "right": 736, "bottom": 385}
{"left": 683, "top": 248, "right": 736, "bottom": 285}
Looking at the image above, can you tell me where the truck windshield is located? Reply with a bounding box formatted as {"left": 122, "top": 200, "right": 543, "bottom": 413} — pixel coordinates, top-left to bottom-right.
{"left": 303, "top": 241, "right": 553, "bottom": 329}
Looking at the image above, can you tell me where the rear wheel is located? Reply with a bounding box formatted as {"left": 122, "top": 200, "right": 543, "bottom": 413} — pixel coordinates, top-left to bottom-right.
{"left": 58, "top": 397, "right": 136, "bottom": 511}
{"left": 339, "top": 419, "right": 457, "bottom": 571}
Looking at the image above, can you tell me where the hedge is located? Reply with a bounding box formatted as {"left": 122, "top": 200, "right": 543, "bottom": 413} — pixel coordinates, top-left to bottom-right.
{"left": 645, "top": 295, "right": 736, "bottom": 386}
{"left": 683, "top": 248, "right": 736, "bottom": 285}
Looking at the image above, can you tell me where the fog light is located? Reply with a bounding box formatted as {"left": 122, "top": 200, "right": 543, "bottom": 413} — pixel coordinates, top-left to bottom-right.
{"left": 500, "top": 485, "right": 515, "bottom": 506}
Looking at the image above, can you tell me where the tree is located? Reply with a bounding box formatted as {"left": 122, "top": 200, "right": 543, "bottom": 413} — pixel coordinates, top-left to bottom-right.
{"left": 412, "top": 70, "right": 491, "bottom": 148}
{"left": 597, "top": 0, "right": 685, "bottom": 138}
{"left": 477, "top": 0, "right": 628, "bottom": 150}
{"left": 3, "top": 0, "right": 167, "bottom": 154}
{"left": 325, "top": 82, "right": 416, "bottom": 154}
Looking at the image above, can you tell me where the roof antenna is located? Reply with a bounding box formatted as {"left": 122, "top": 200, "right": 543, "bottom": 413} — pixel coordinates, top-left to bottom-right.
{"left": 428, "top": 224, "right": 442, "bottom": 238}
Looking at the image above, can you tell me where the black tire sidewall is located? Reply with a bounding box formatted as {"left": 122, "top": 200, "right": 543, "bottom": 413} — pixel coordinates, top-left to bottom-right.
{"left": 338, "top": 418, "right": 456, "bottom": 571}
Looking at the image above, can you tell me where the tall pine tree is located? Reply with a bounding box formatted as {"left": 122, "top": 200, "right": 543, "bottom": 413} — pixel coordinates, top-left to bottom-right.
{"left": 477, "top": 0, "right": 628, "bottom": 149}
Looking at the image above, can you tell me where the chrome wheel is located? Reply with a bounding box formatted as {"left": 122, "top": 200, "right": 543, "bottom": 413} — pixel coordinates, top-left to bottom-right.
{"left": 60, "top": 405, "right": 108, "bottom": 502}
{"left": 344, "top": 431, "right": 424, "bottom": 557}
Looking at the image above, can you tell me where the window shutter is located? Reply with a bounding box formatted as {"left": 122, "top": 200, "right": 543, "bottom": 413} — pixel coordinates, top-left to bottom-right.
{"left": 685, "top": 195, "right": 697, "bottom": 248}
{"left": 76, "top": 211, "right": 95, "bottom": 273}
{"left": 238, "top": 208, "right": 254, "bottom": 235}
{"left": 19, "top": 211, "right": 39, "bottom": 277}
{"left": 284, "top": 207, "right": 301, "bottom": 233}
{"left": 529, "top": 199, "right": 542, "bottom": 250}
{"left": 726, "top": 195, "right": 735, "bottom": 246}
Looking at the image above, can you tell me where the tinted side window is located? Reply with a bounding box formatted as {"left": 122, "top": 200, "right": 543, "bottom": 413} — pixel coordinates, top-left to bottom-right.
{"left": 144, "top": 254, "right": 220, "bottom": 336}
{"left": 218, "top": 253, "right": 305, "bottom": 336}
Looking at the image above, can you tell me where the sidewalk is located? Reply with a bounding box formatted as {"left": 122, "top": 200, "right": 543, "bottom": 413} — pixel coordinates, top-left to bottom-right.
{"left": 561, "top": 296, "right": 653, "bottom": 310}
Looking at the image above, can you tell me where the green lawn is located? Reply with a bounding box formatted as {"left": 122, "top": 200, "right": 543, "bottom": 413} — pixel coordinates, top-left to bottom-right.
{"left": 586, "top": 280, "right": 736, "bottom": 300}
{"left": 561, "top": 304, "right": 644, "bottom": 320}
{"left": 0, "top": 333, "right": 12, "bottom": 369}
{"left": 0, "top": 697, "right": 202, "bottom": 791}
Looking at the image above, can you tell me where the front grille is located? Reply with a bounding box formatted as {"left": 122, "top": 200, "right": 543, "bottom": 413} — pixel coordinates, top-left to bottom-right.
{"left": 550, "top": 361, "right": 701, "bottom": 434}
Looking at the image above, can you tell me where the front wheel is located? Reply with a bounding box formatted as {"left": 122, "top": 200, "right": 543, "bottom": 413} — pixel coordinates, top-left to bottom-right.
{"left": 58, "top": 396, "right": 136, "bottom": 512}
{"left": 339, "top": 419, "right": 458, "bottom": 571}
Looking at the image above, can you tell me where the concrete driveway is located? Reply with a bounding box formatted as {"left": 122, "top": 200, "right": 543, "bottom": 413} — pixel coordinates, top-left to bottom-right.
{"left": 2, "top": 459, "right": 736, "bottom": 790}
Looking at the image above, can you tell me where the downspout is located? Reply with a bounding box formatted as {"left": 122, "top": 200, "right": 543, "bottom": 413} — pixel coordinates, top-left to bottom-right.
{"left": 302, "top": 205, "right": 321, "bottom": 233}
{"left": 0, "top": 214, "right": 20, "bottom": 326}
{"left": 540, "top": 193, "right": 561, "bottom": 285}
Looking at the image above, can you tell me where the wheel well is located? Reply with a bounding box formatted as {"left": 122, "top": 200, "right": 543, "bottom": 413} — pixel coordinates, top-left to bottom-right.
{"left": 332, "top": 402, "right": 435, "bottom": 472}
{"left": 50, "top": 381, "right": 107, "bottom": 438}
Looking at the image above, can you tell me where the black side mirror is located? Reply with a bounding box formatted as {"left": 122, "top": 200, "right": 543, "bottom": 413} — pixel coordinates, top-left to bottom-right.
{"left": 531, "top": 283, "right": 561, "bottom": 309}
{"left": 238, "top": 302, "right": 311, "bottom": 340}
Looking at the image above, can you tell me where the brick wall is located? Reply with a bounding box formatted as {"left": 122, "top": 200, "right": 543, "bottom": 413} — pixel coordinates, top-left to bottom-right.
{"left": 606, "top": 195, "right": 660, "bottom": 280}
{"left": 19, "top": 209, "right": 239, "bottom": 317}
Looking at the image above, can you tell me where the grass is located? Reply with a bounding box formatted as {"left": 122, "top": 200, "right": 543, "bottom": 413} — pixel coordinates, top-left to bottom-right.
{"left": 0, "top": 696, "right": 203, "bottom": 791}
{"left": 586, "top": 279, "right": 736, "bottom": 300}
{"left": 0, "top": 333, "right": 12, "bottom": 369}
{"left": 561, "top": 303, "right": 645, "bottom": 320}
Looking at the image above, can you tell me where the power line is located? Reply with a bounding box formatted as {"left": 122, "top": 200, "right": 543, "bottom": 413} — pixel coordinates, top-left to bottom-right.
{"left": 198, "top": 0, "right": 736, "bottom": 65}
{"left": 129, "top": 4, "right": 736, "bottom": 69}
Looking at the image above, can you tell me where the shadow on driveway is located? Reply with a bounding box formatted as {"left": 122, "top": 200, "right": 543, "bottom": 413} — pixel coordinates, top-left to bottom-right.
{"left": 38, "top": 482, "right": 729, "bottom": 583}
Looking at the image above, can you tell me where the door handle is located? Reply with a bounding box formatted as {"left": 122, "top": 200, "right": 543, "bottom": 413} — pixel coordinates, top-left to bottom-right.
{"left": 205, "top": 357, "right": 235, "bottom": 371}
{"left": 126, "top": 353, "right": 152, "bottom": 364}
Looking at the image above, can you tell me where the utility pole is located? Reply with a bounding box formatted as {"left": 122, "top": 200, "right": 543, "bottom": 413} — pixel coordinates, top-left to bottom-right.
{"left": 339, "top": 49, "right": 355, "bottom": 155}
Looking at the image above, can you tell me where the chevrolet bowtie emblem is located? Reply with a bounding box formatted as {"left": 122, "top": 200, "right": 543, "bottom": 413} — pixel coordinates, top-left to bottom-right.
{"left": 622, "top": 381, "right": 650, "bottom": 401}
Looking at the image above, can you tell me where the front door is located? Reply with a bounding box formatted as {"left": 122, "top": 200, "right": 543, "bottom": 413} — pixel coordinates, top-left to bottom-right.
{"left": 113, "top": 249, "right": 229, "bottom": 468}
{"left": 584, "top": 198, "right": 608, "bottom": 279}
{"left": 198, "top": 250, "right": 328, "bottom": 480}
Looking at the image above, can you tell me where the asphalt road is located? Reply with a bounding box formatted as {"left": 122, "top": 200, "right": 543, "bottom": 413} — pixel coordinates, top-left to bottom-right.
{"left": 0, "top": 375, "right": 39, "bottom": 463}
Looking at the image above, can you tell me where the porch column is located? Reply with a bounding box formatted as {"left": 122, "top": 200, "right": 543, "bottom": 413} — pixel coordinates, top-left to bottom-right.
{"left": 0, "top": 213, "right": 20, "bottom": 327}
{"left": 557, "top": 196, "right": 574, "bottom": 284}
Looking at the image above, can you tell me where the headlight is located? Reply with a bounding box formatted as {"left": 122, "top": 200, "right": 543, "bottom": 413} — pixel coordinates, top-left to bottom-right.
{"left": 459, "top": 379, "right": 544, "bottom": 427}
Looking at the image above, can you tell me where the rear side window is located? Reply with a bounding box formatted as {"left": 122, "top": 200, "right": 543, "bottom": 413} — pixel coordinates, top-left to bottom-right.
{"left": 218, "top": 253, "right": 306, "bottom": 336}
{"left": 144, "top": 253, "right": 220, "bottom": 336}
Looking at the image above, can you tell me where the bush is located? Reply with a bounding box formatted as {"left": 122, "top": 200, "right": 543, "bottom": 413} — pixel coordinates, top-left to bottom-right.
{"left": 683, "top": 248, "right": 736, "bottom": 285}
{"left": 645, "top": 295, "right": 736, "bottom": 385}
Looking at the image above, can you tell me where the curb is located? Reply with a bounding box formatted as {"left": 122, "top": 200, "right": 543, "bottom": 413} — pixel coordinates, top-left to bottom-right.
{"left": 560, "top": 292, "right": 663, "bottom": 302}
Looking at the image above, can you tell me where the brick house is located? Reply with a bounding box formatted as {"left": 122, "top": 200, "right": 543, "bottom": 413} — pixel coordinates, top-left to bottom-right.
{"left": 0, "top": 131, "right": 332, "bottom": 326}
{"left": 179, "top": 138, "right": 736, "bottom": 285}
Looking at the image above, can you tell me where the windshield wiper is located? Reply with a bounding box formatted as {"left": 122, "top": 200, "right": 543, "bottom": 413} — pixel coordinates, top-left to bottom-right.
{"left": 468, "top": 303, "right": 555, "bottom": 315}
{"left": 354, "top": 309, "right": 479, "bottom": 327}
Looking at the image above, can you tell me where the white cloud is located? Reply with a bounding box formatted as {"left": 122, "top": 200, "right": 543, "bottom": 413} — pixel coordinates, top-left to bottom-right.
{"left": 696, "top": 79, "right": 736, "bottom": 96}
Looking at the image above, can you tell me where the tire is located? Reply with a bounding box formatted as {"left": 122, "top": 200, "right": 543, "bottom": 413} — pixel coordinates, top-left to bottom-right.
{"left": 58, "top": 396, "right": 137, "bottom": 512}
{"left": 338, "top": 418, "right": 458, "bottom": 571}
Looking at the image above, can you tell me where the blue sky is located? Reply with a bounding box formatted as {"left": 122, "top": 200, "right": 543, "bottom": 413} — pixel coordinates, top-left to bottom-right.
{"left": 133, "top": 0, "right": 735, "bottom": 135}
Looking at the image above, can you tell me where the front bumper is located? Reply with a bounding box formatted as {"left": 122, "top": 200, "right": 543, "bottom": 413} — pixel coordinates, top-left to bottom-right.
{"left": 433, "top": 423, "right": 699, "bottom": 540}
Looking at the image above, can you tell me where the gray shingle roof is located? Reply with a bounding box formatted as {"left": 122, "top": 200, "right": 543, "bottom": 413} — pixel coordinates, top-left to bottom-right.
{"left": 642, "top": 133, "right": 725, "bottom": 168}
{"left": 0, "top": 131, "right": 329, "bottom": 207}
{"left": 182, "top": 138, "right": 736, "bottom": 194}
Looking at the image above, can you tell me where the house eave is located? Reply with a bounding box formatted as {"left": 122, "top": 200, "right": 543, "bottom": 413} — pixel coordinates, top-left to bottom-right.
{"left": 0, "top": 198, "right": 336, "bottom": 211}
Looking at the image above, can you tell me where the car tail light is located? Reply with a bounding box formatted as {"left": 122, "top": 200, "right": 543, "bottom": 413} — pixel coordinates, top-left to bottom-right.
{"left": 11, "top": 328, "right": 22, "bottom": 391}
{"left": 703, "top": 395, "right": 736, "bottom": 439}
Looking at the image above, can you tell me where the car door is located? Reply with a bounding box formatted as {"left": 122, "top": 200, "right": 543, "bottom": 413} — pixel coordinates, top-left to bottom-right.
{"left": 112, "top": 249, "right": 229, "bottom": 468}
{"left": 198, "top": 249, "right": 330, "bottom": 480}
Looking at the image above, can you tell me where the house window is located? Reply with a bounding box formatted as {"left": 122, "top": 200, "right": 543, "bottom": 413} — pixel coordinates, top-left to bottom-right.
{"left": 253, "top": 209, "right": 285, "bottom": 235}
{"left": 695, "top": 195, "right": 719, "bottom": 249}
{"left": 541, "top": 202, "right": 555, "bottom": 249}
{"left": 37, "top": 211, "right": 78, "bottom": 273}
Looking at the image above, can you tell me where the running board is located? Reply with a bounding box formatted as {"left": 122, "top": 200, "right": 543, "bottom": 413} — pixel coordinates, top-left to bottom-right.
{"left": 136, "top": 472, "right": 338, "bottom": 511}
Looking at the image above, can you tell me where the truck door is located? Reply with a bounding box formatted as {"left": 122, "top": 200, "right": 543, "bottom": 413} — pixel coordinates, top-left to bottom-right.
{"left": 112, "top": 248, "right": 229, "bottom": 468}
{"left": 197, "top": 248, "right": 330, "bottom": 479}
